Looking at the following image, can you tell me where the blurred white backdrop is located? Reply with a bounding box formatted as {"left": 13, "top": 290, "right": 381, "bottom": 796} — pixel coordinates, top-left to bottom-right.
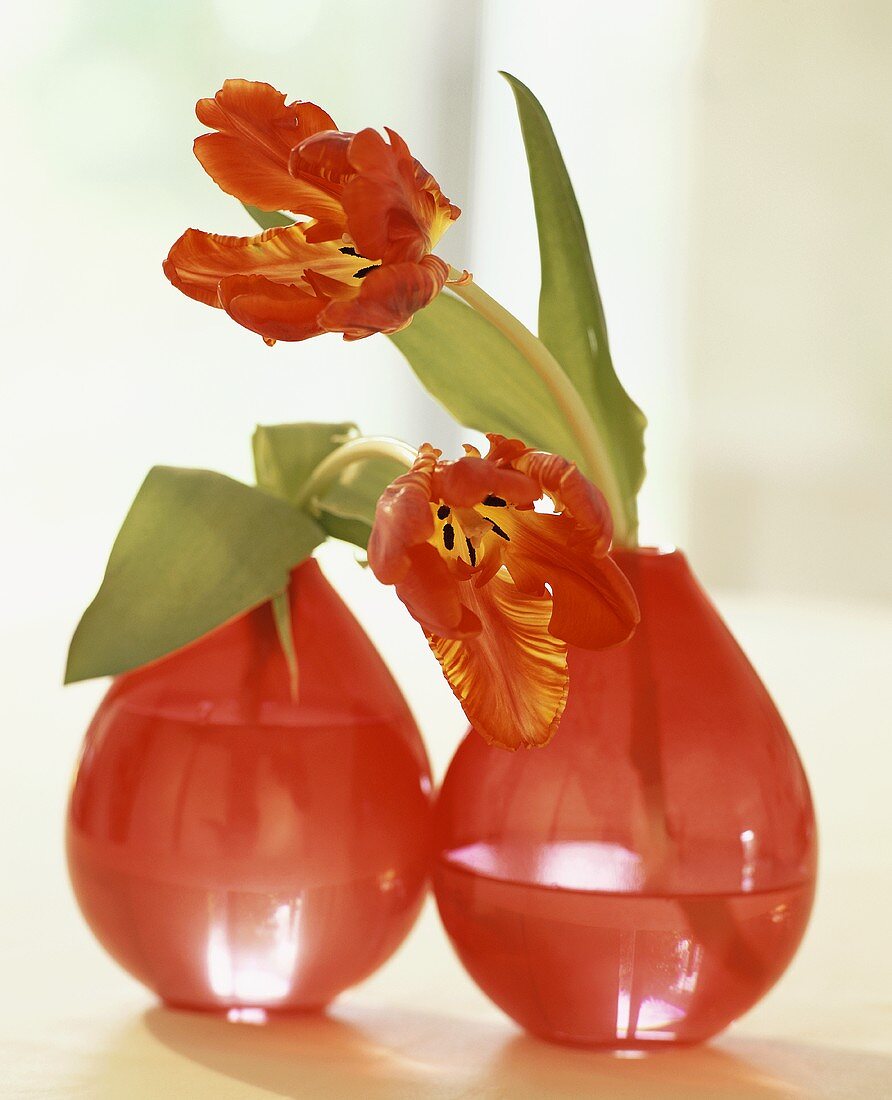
{"left": 1, "top": 0, "right": 890, "bottom": 745}
{"left": 1, "top": 6, "right": 891, "bottom": 1091}
{"left": 0, "top": 0, "right": 479, "bottom": 636}
{"left": 472, "top": 0, "right": 892, "bottom": 597}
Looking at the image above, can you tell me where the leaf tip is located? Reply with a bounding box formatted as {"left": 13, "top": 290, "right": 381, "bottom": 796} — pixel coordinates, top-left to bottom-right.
{"left": 63, "top": 646, "right": 87, "bottom": 686}
{"left": 498, "top": 70, "right": 527, "bottom": 94}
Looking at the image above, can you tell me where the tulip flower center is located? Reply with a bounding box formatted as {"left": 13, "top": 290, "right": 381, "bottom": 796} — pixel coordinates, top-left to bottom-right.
{"left": 433, "top": 495, "right": 512, "bottom": 572}
{"left": 338, "top": 245, "right": 379, "bottom": 280}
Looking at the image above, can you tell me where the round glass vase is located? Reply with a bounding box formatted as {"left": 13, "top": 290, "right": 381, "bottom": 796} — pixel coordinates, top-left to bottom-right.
{"left": 433, "top": 547, "right": 817, "bottom": 1048}
{"left": 67, "top": 558, "right": 432, "bottom": 1013}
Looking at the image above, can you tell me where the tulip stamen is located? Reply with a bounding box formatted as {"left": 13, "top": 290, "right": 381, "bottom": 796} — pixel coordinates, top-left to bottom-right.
{"left": 486, "top": 519, "right": 510, "bottom": 541}
{"left": 339, "top": 246, "right": 359, "bottom": 256}
{"left": 437, "top": 504, "right": 451, "bottom": 519}
{"left": 443, "top": 523, "right": 455, "bottom": 551}
{"left": 353, "top": 265, "right": 378, "bottom": 279}
{"left": 466, "top": 538, "right": 477, "bottom": 567}
{"left": 483, "top": 495, "right": 506, "bottom": 507}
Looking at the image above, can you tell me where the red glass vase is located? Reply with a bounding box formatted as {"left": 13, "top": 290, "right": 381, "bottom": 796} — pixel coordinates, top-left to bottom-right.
{"left": 67, "top": 559, "right": 432, "bottom": 1013}
{"left": 433, "top": 548, "right": 816, "bottom": 1047}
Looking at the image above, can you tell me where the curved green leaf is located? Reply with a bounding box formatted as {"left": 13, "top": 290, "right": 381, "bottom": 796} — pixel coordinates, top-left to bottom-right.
{"left": 252, "top": 423, "right": 357, "bottom": 691}
{"left": 316, "top": 453, "right": 408, "bottom": 550}
{"left": 501, "top": 71, "right": 646, "bottom": 537}
{"left": 252, "top": 421, "right": 403, "bottom": 550}
{"left": 242, "top": 203, "right": 295, "bottom": 230}
{"left": 65, "top": 467, "right": 324, "bottom": 683}
{"left": 253, "top": 421, "right": 358, "bottom": 502}
{"left": 271, "top": 589, "right": 299, "bottom": 698}
{"left": 390, "top": 294, "right": 585, "bottom": 467}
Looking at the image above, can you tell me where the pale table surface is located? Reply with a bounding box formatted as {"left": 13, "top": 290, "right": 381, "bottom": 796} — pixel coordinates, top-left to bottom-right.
{"left": 3, "top": 552, "right": 891, "bottom": 1098}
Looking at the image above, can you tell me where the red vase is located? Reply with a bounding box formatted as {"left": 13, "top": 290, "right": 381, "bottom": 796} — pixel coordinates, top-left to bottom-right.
{"left": 433, "top": 548, "right": 817, "bottom": 1047}
{"left": 67, "top": 559, "right": 432, "bottom": 1013}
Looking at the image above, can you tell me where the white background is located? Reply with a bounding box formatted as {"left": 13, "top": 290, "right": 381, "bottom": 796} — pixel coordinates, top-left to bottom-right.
{"left": 0, "top": 3, "right": 890, "bottom": 1094}
{"left": 2, "top": 0, "right": 889, "bottom": 639}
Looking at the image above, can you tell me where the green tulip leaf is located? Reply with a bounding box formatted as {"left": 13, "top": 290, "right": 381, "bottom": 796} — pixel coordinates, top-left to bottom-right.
{"left": 252, "top": 422, "right": 366, "bottom": 688}
{"left": 390, "top": 293, "right": 585, "bottom": 467}
{"left": 253, "top": 421, "right": 359, "bottom": 503}
{"left": 501, "top": 71, "right": 646, "bottom": 538}
{"left": 65, "top": 466, "right": 325, "bottom": 683}
{"left": 314, "top": 512, "right": 372, "bottom": 550}
{"left": 271, "top": 589, "right": 299, "bottom": 698}
{"left": 242, "top": 203, "right": 296, "bottom": 230}
{"left": 253, "top": 421, "right": 404, "bottom": 551}
{"left": 315, "top": 461, "right": 406, "bottom": 551}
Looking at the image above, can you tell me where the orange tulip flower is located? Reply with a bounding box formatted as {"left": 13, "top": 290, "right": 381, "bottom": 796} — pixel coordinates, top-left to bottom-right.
{"left": 163, "top": 79, "right": 461, "bottom": 343}
{"left": 368, "top": 435, "right": 640, "bottom": 750}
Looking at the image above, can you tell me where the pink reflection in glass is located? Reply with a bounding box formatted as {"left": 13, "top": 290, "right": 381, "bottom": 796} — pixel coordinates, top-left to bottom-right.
{"left": 433, "top": 548, "right": 817, "bottom": 1047}
{"left": 67, "top": 559, "right": 432, "bottom": 1012}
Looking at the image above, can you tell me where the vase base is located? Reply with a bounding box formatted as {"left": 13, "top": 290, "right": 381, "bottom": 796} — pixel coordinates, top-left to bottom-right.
{"left": 436, "top": 855, "right": 815, "bottom": 1047}
{"left": 161, "top": 1000, "right": 330, "bottom": 1021}
{"left": 524, "top": 1027, "right": 719, "bottom": 1051}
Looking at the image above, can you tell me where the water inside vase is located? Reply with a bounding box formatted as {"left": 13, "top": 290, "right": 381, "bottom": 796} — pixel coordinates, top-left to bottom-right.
{"left": 435, "top": 841, "right": 813, "bottom": 1046}
{"left": 68, "top": 706, "right": 431, "bottom": 1011}
{"left": 69, "top": 842, "right": 416, "bottom": 1010}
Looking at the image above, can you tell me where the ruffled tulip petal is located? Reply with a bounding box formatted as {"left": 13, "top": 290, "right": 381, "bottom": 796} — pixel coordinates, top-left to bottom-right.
{"left": 433, "top": 456, "right": 538, "bottom": 509}
{"left": 194, "top": 79, "right": 345, "bottom": 223}
{"left": 368, "top": 446, "right": 438, "bottom": 583}
{"left": 545, "top": 553, "right": 639, "bottom": 648}
{"left": 164, "top": 224, "right": 360, "bottom": 307}
{"left": 394, "top": 544, "right": 479, "bottom": 639}
{"left": 380, "top": 128, "right": 462, "bottom": 253}
{"left": 169, "top": 85, "right": 458, "bottom": 340}
{"left": 342, "top": 128, "right": 460, "bottom": 264}
{"left": 483, "top": 434, "right": 529, "bottom": 466}
{"left": 502, "top": 512, "right": 639, "bottom": 648}
{"left": 513, "top": 446, "right": 613, "bottom": 552}
{"left": 290, "top": 130, "right": 354, "bottom": 188}
{"left": 302, "top": 268, "right": 359, "bottom": 303}
{"left": 319, "top": 255, "right": 449, "bottom": 340}
{"left": 428, "top": 573, "right": 570, "bottom": 750}
{"left": 217, "top": 275, "right": 325, "bottom": 342}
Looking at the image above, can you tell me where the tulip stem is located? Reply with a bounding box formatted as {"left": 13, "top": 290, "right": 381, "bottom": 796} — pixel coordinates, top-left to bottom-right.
{"left": 296, "top": 436, "right": 416, "bottom": 513}
{"left": 448, "top": 270, "right": 631, "bottom": 546}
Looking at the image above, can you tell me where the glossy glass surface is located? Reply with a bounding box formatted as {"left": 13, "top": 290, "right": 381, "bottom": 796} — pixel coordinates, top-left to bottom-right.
{"left": 68, "top": 559, "right": 432, "bottom": 1012}
{"left": 433, "top": 548, "right": 817, "bottom": 1047}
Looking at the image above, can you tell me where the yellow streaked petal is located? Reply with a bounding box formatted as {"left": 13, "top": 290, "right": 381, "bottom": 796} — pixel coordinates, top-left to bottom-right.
{"left": 428, "top": 573, "right": 569, "bottom": 750}
{"left": 163, "top": 223, "right": 364, "bottom": 307}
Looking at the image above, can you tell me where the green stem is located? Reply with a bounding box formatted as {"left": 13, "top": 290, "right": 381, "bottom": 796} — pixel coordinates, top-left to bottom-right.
{"left": 449, "top": 270, "right": 631, "bottom": 546}
{"left": 296, "top": 436, "right": 416, "bottom": 513}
